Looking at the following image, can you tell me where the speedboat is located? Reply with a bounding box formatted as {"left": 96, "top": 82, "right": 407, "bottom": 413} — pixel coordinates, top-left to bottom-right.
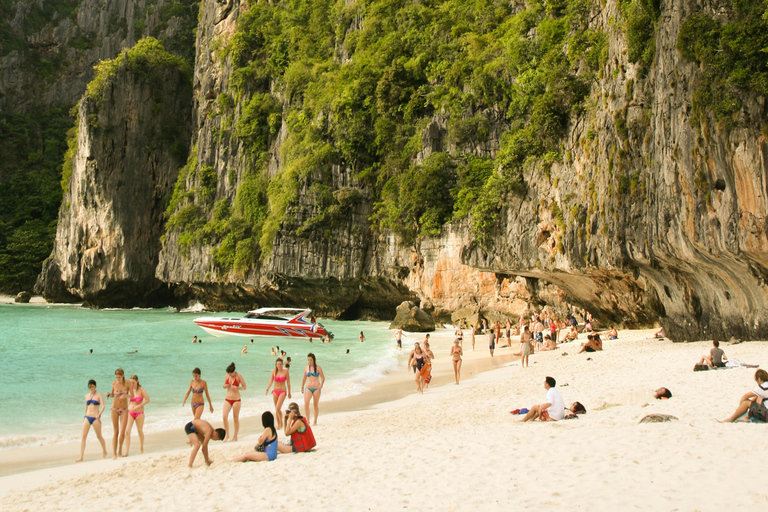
{"left": 193, "top": 308, "right": 332, "bottom": 339}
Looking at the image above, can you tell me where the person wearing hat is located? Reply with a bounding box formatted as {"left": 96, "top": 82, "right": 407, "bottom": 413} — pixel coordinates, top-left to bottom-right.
{"left": 450, "top": 338, "right": 463, "bottom": 384}
{"left": 278, "top": 403, "right": 316, "bottom": 453}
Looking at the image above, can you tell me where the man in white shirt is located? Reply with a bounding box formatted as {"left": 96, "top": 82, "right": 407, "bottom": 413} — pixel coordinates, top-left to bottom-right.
{"left": 518, "top": 376, "right": 565, "bottom": 421}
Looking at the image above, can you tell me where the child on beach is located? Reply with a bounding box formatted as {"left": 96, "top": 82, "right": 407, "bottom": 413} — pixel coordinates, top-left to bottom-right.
{"left": 185, "top": 419, "right": 225, "bottom": 467}
{"left": 232, "top": 412, "right": 279, "bottom": 462}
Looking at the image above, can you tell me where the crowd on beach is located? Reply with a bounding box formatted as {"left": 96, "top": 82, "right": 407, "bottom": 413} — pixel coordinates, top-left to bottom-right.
{"left": 77, "top": 349, "right": 324, "bottom": 466}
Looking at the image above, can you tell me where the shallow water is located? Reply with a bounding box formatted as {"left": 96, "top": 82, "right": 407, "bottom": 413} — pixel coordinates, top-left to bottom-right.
{"left": 0, "top": 304, "right": 399, "bottom": 450}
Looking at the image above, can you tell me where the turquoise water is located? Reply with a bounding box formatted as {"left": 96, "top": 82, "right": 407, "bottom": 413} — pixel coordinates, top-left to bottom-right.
{"left": 0, "top": 304, "right": 400, "bottom": 450}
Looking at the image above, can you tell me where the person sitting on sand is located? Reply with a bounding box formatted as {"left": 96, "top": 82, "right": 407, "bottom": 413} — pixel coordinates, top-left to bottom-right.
{"left": 185, "top": 419, "right": 225, "bottom": 467}
{"left": 540, "top": 334, "right": 557, "bottom": 351}
{"left": 518, "top": 376, "right": 565, "bottom": 422}
{"left": 578, "top": 333, "right": 603, "bottom": 353}
{"left": 607, "top": 326, "right": 618, "bottom": 340}
{"left": 719, "top": 369, "right": 768, "bottom": 422}
{"left": 278, "top": 403, "right": 316, "bottom": 454}
{"left": 563, "top": 324, "right": 578, "bottom": 342}
{"left": 233, "top": 412, "right": 279, "bottom": 462}
{"left": 654, "top": 324, "right": 666, "bottom": 338}
{"left": 653, "top": 387, "right": 672, "bottom": 399}
{"left": 698, "top": 339, "right": 727, "bottom": 368}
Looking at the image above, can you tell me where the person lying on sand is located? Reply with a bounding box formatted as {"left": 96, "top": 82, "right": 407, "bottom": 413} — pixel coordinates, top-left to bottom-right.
{"left": 719, "top": 370, "right": 768, "bottom": 423}
{"left": 185, "top": 419, "right": 225, "bottom": 467}
{"left": 698, "top": 339, "right": 727, "bottom": 368}
{"left": 518, "top": 377, "right": 565, "bottom": 422}
{"left": 564, "top": 402, "right": 587, "bottom": 419}
{"left": 653, "top": 387, "right": 672, "bottom": 399}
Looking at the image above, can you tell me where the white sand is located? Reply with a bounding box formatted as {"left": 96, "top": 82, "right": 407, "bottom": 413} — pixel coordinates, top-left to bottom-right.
{"left": 2, "top": 329, "right": 768, "bottom": 511}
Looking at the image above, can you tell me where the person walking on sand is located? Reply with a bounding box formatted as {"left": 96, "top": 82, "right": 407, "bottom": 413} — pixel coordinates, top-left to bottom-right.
{"left": 518, "top": 325, "right": 532, "bottom": 368}
{"left": 410, "top": 344, "right": 428, "bottom": 393}
{"left": 182, "top": 368, "right": 213, "bottom": 419}
{"left": 106, "top": 368, "right": 129, "bottom": 459}
{"left": 266, "top": 358, "right": 291, "bottom": 429}
{"left": 455, "top": 326, "right": 463, "bottom": 345}
{"left": 450, "top": 339, "right": 463, "bottom": 384}
{"left": 518, "top": 376, "right": 565, "bottom": 422}
{"left": 232, "top": 412, "right": 279, "bottom": 462}
{"left": 123, "top": 374, "right": 149, "bottom": 456}
{"left": 470, "top": 324, "right": 476, "bottom": 351}
{"left": 407, "top": 343, "right": 421, "bottom": 373}
{"left": 302, "top": 353, "right": 325, "bottom": 426}
{"left": 488, "top": 327, "right": 496, "bottom": 357}
{"left": 76, "top": 379, "right": 108, "bottom": 462}
{"left": 185, "top": 419, "right": 225, "bottom": 467}
{"left": 423, "top": 342, "right": 435, "bottom": 389}
{"left": 223, "top": 362, "right": 246, "bottom": 442}
{"left": 505, "top": 319, "right": 512, "bottom": 347}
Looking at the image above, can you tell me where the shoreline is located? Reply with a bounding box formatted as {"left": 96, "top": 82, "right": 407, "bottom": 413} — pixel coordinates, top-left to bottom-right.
{"left": 3, "top": 329, "right": 768, "bottom": 509}
{"left": 0, "top": 327, "right": 515, "bottom": 479}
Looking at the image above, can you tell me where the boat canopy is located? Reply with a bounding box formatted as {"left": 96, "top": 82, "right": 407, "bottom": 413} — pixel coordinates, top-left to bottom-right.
{"left": 244, "top": 308, "right": 312, "bottom": 321}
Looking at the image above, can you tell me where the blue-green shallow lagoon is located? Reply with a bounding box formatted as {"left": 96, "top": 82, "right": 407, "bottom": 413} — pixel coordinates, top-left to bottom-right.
{"left": 0, "top": 304, "right": 399, "bottom": 450}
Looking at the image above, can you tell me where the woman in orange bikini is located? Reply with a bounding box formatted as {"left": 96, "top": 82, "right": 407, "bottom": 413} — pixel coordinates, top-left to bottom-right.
{"left": 266, "top": 358, "right": 291, "bottom": 429}
{"left": 123, "top": 374, "right": 149, "bottom": 456}
{"left": 182, "top": 367, "right": 213, "bottom": 419}
{"left": 106, "top": 368, "right": 129, "bottom": 459}
{"left": 222, "top": 362, "right": 246, "bottom": 442}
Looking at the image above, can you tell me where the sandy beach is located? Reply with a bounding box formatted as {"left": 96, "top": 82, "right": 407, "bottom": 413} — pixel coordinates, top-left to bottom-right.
{"left": 2, "top": 327, "right": 768, "bottom": 510}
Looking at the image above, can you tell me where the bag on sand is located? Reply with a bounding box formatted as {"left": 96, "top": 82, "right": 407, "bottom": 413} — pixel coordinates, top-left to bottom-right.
{"left": 748, "top": 399, "right": 768, "bottom": 422}
{"left": 693, "top": 364, "right": 709, "bottom": 372}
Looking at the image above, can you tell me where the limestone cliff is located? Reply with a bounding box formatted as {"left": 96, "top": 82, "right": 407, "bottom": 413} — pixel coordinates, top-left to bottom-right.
{"left": 36, "top": 39, "right": 192, "bottom": 306}
{"left": 36, "top": 0, "right": 768, "bottom": 343}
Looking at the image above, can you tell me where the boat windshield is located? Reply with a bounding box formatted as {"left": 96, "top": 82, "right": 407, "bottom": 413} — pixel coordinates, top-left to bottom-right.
{"left": 244, "top": 312, "right": 290, "bottom": 321}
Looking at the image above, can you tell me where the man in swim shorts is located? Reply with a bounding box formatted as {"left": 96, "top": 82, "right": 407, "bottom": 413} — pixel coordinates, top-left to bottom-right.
{"left": 185, "top": 419, "right": 225, "bottom": 467}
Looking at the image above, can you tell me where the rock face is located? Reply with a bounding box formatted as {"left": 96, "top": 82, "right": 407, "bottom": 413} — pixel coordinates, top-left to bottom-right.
{"left": 33, "top": 0, "right": 768, "bottom": 343}
{"left": 14, "top": 291, "right": 31, "bottom": 303}
{"left": 389, "top": 301, "right": 436, "bottom": 332}
{"left": 36, "top": 44, "right": 192, "bottom": 306}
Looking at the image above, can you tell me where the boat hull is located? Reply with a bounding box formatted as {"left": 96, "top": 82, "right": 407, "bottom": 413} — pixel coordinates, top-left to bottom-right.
{"left": 193, "top": 319, "right": 327, "bottom": 339}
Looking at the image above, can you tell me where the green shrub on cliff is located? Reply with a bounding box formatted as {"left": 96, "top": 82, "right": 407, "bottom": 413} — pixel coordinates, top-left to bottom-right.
{"left": 677, "top": 1, "right": 768, "bottom": 127}
{"left": 214, "top": 0, "right": 606, "bottom": 252}
{"left": 86, "top": 38, "right": 188, "bottom": 104}
{"left": 620, "top": 0, "right": 660, "bottom": 76}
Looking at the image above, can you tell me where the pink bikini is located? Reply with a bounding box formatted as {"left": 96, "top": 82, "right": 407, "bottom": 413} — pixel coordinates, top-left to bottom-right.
{"left": 129, "top": 396, "right": 144, "bottom": 419}
{"left": 272, "top": 375, "right": 287, "bottom": 396}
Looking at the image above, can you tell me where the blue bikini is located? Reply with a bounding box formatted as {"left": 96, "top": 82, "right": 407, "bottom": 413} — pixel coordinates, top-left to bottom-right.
{"left": 305, "top": 371, "right": 320, "bottom": 394}
{"left": 85, "top": 395, "right": 101, "bottom": 424}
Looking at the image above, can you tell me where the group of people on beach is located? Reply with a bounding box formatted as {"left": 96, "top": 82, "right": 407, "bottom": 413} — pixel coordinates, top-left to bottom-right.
{"left": 77, "top": 352, "right": 326, "bottom": 464}
{"left": 77, "top": 369, "right": 149, "bottom": 462}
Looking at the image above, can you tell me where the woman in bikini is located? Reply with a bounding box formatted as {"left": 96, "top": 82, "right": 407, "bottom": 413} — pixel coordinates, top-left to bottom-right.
{"left": 302, "top": 353, "right": 325, "bottom": 426}
{"left": 123, "top": 374, "right": 149, "bottom": 456}
{"left": 411, "top": 344, "right": 427, "bottom": 394}
{"left": 266, "top": 358, "right": 291, "bottom": 429}
{"left": 182, "top": 367, "right": 213, "bottom": 420}
{"left": 76, "top": 379, "right": 107, "bottom": 462}
{"left": 423, "top": 342, "right": 435, "bottom": 389}
{"left": 450, "top": 339, "right": 463, "bottom": 384}
{"left": 223, "top": 362, "right": 246, "bottom": 442}
{"left": 106, "top": 368, "right": 129, "bottom": 459}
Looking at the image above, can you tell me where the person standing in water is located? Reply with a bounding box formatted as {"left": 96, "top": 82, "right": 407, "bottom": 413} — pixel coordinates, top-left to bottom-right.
{"left": 222, "top": 362, "right": 246, "bottom": 442}
{"left": 182, "top": 368, "right": 213, "bottom": 419}
{"left": 123, "top": 375, "right": 149, "bottom": 456}
{"left": 450, "top": 339, "right": 463, "bottom": 384}
{"left": 106, "top": 368, "right": 129, "bottom": 459}
{"left": 359, "top": 331, "right": 365, "bottom": 342}
{"left": 266, "top": 358, "right": 291, "bottom": 429}
{"left": 394, "top": 328, "right": 403, "bottom": 350}
{"left": 302, "top": 353, "right": 325, "bottom": 426}
{"left": 76, "top": 379, "right": 107, "bottom": 462}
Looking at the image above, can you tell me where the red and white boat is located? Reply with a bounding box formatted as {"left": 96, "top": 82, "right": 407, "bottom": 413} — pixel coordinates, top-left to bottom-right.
{"left": 193, "top": 308, "right": 331, "bottom": 339}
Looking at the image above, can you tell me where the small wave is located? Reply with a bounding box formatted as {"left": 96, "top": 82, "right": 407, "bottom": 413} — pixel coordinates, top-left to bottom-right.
{"left": 0, "top": 433, "right": 77, "bottom": 451}
{"left": 179, "top": 302, "right": 206, "bottom": 313}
